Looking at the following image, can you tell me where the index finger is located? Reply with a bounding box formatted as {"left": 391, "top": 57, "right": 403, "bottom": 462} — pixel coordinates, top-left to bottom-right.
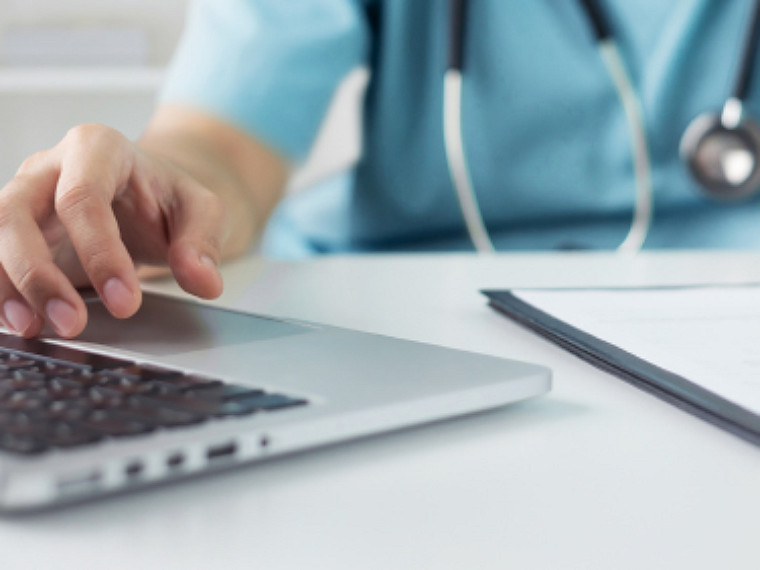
{"left": 54, "top": 126, "right": 142, "bottom": 319}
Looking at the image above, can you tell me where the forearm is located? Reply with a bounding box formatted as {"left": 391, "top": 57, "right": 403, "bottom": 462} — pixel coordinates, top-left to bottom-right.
{"left": 139, "top": 104, "right": 290, "bottom": 259}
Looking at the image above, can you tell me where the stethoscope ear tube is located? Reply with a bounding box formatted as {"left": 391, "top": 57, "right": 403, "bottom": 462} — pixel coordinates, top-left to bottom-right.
{"left": 443, "top": 0, "right": 495, "bottom": 253}
{"left": 448, "top": 0, "right": 467, "bottom": 71}
{"left": 444, "top": 0, "right": 652, "bottom": 253}
{"left": 443, "top": 69, "right": 496, "bottom": 253}
{"left": 597, "top": 40, "right": 652, "bottom": 253}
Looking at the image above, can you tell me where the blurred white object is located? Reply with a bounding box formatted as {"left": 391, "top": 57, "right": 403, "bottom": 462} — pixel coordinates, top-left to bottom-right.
{"left": 287, "top": 67, "right": 369, "bottom": 193}
{"left": 2, "top": 27, "right": 148, "bottom": 66}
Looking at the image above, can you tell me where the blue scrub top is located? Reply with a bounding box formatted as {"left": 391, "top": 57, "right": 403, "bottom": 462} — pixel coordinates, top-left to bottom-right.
{"left": 161, "top": 0, "right": 760, "bottom": 257}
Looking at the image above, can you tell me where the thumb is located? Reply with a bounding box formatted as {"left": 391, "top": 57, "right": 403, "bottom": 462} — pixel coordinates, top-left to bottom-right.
{"left": 165, "top": 179, "right": 225, "bottom": 299}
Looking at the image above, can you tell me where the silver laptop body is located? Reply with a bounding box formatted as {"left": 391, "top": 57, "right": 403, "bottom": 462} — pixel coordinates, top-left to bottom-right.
{"left": 0, "top": 293, "right": 550, "bottom": 512}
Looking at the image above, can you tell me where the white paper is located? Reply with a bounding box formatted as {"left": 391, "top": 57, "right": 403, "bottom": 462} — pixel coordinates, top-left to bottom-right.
{"left": 514, "top": 286, "right": 760, "bottom": 414}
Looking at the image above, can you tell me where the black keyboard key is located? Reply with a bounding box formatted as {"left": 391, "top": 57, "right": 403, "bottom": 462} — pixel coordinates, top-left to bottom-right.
{"left": 96, "top": 372, "right": 219, "bottom": 398}
{"left": 0, "top": 371, "right": 47, "bottom": 392}
{"left": 105, "top": 364, "right": 184, "bottom": 382}
{"left": 0, "top": 433, "right": 48, "bottom": 455}
{"left": 134, "top": 389, "right": 307, "bottom": 418}
{"left": 0, "top": 392, "right": 49, "bottom": 412}
{"left": 2, "top": 418, "right": 50, "bottom": 437}
{"left": 13, "top": 368, "right": 48, "bottom": 383}
{"left": 184, "top": 383, "right": 264, "bottom": 401}
{"left": 0, "top": 351, "right": 16, "bottom": 363}
{"left": 44, "top": 401, "right": 90, "bottom": 423}
{"left": 82, "top": 410, "right": 156, "bottom": 437}
{"left": 45, "top": 423, "right": 102, "bottom": 448}
{"left": 96, "top": 376, "right": 161, "bottom": 396}
{"left": 262, "top": 393, "right": 308, "bottom": 411}
{"left": 124, "top": 400, "right": 207, "bottom": 428}
{"left": 46, "top": 377, "right": 86, "bottom": 399}
{"left": 41, "top": 362, "right": 83, "bottom": 377}
{"left": 0, "top": 410, "right": 36, "bottom": 428}
{"left": 143, "top": 381, "right": 181, "bottom": 396}
{"left": 101, "top": 373, "right": 145, "bottom": 386}
{"left": 0, "top": 358, "right": 39, "bottom": 371}
{"left": 233, "top": 393, "right": 308, "bottom": 412}
{"left": 132, "top": 393, "right": 228, "bottom": 417}
{"left": 0, "top": 332, "right": 132, "bottom": 370}
{"left": 0, "top": 407, "right": 101, "bottom": 450}
{"left": 153, "top": 374, "right": 222, "bottom": 392}
{"left": 0, "top": 411, "right": 17, "bottom": 426}
{"left": 86, "top": 387, "right": 126, "bottom": 410}
{"left": 212, "top": 401, "right": 261, "bottom": 417}
{"left": 59, "top": 370, "right": 102, "bottom": 387}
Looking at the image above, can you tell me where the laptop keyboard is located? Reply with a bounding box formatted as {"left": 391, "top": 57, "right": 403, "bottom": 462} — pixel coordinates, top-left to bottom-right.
{"left": 0, "top": 332, "right": 308, "bottom": 456}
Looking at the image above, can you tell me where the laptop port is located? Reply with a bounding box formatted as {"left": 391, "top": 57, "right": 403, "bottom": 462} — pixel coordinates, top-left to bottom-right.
{"left": 166, "top": 452, "right": 185, "bottom": 470}
{"left": 206, "top": 441, "right": 237, "bottom": 463}
{"left": 124, "top": 461, "right": 144, "bottom": 479}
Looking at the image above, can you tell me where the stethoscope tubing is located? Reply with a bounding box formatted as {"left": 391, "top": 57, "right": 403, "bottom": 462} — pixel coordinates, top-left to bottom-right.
{"left": 444, "top": 0, "right": 760, "bottom": 253}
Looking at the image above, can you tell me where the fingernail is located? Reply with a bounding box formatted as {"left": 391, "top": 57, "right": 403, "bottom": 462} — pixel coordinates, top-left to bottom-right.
{"left": 45, "top": 298, "right": 78, "bottom": 337}
{"left": 103, "top": 277, "right": 135, "bottom": 316}
{"left": 3, "top": 299, "right": 34, "bottom": 334}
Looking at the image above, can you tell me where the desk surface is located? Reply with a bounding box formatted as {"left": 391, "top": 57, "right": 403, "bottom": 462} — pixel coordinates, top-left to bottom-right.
{"left": 3, "top": 251, "right": 760, "bottom": 570}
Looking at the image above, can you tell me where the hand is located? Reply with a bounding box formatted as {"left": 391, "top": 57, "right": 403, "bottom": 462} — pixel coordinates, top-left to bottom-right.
{"left": 0, "top": 124, "right": 224, "bottom": 339}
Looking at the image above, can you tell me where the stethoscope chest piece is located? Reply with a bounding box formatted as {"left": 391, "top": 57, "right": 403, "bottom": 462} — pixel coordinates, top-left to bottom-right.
{"left": 680, "top": 104, "right": 760, "bottom": 201}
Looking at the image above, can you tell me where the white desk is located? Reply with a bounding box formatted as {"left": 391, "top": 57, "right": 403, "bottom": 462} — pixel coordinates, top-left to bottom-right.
{"left": 2, "top": 252, "right": 760, "bottom": 569}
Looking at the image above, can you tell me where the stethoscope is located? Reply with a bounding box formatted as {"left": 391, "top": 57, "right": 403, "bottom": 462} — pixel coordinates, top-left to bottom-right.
{"left": 443, "top": 0, "right": 760, "bottom": 253}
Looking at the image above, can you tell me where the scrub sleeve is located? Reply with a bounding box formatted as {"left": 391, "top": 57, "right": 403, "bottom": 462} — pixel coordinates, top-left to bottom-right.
{"left": 160, "top": 0, "right": 370, "bottom": 163}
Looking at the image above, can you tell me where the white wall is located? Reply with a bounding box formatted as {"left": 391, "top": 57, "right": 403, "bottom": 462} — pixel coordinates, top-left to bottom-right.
{"left": 0, "top": 0, "right": 190, "bottom": 185}
{"left": 0, "top": 0, "right": 363, "bottom": 192}
{"left": 0, "top": 0, "right": 190, "bottom": 64}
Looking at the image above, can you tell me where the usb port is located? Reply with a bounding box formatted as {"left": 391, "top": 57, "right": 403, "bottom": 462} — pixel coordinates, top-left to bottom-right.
{"left": 125, "top": 461, "right": 144, "bottom": 479}
{"left": 206, "top": 441, "right": 237, "bottom": 462}
{"left": 167, "top": 452, "right": 185, "bottom": 470}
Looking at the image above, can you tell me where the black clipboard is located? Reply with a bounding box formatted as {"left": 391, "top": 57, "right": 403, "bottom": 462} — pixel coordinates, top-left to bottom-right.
{"left": 483, "top": 289, "right": 760, "bottom": 447}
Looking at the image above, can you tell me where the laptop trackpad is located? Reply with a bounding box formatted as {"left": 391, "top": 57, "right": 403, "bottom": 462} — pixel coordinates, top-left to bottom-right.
{"left": 77, "top": 294, "right": 312, "bottom": 356}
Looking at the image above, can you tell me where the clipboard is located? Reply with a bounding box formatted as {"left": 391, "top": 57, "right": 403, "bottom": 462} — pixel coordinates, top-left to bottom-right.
{"left": 483, "top": 289, "right": 760, "bottom": 447}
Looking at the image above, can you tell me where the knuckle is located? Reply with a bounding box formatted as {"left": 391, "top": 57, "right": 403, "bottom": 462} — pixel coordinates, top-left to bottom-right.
{"left": 14, "top": 262, "right": 48, "bottom": 298}
{"left": 64, "top": 123, "right": 119, "bottom": 148}
{"left": 15, "top": 150, "right": 49, "bottom": 176}
{"left": 0, "top": 191, "right": 21, "bottom": 227}
{"left": 0, "top": 189, "right": 15, "bottom": 212}
{"left": 55, "top": 182, "right": 104, "bottom": 216}
{"left": 65, "top": 123, "right": 101, "bottom": 142}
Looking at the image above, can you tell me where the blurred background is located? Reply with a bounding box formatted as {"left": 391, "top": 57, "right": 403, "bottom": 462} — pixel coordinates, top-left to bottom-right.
{"left": 0, "top": 0, "right": 364, "bottom": 192}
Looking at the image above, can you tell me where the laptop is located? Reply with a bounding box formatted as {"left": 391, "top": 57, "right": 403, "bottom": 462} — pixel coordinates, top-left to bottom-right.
{"left": 0, "top": 292, "right": 551, "bottom": 512}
